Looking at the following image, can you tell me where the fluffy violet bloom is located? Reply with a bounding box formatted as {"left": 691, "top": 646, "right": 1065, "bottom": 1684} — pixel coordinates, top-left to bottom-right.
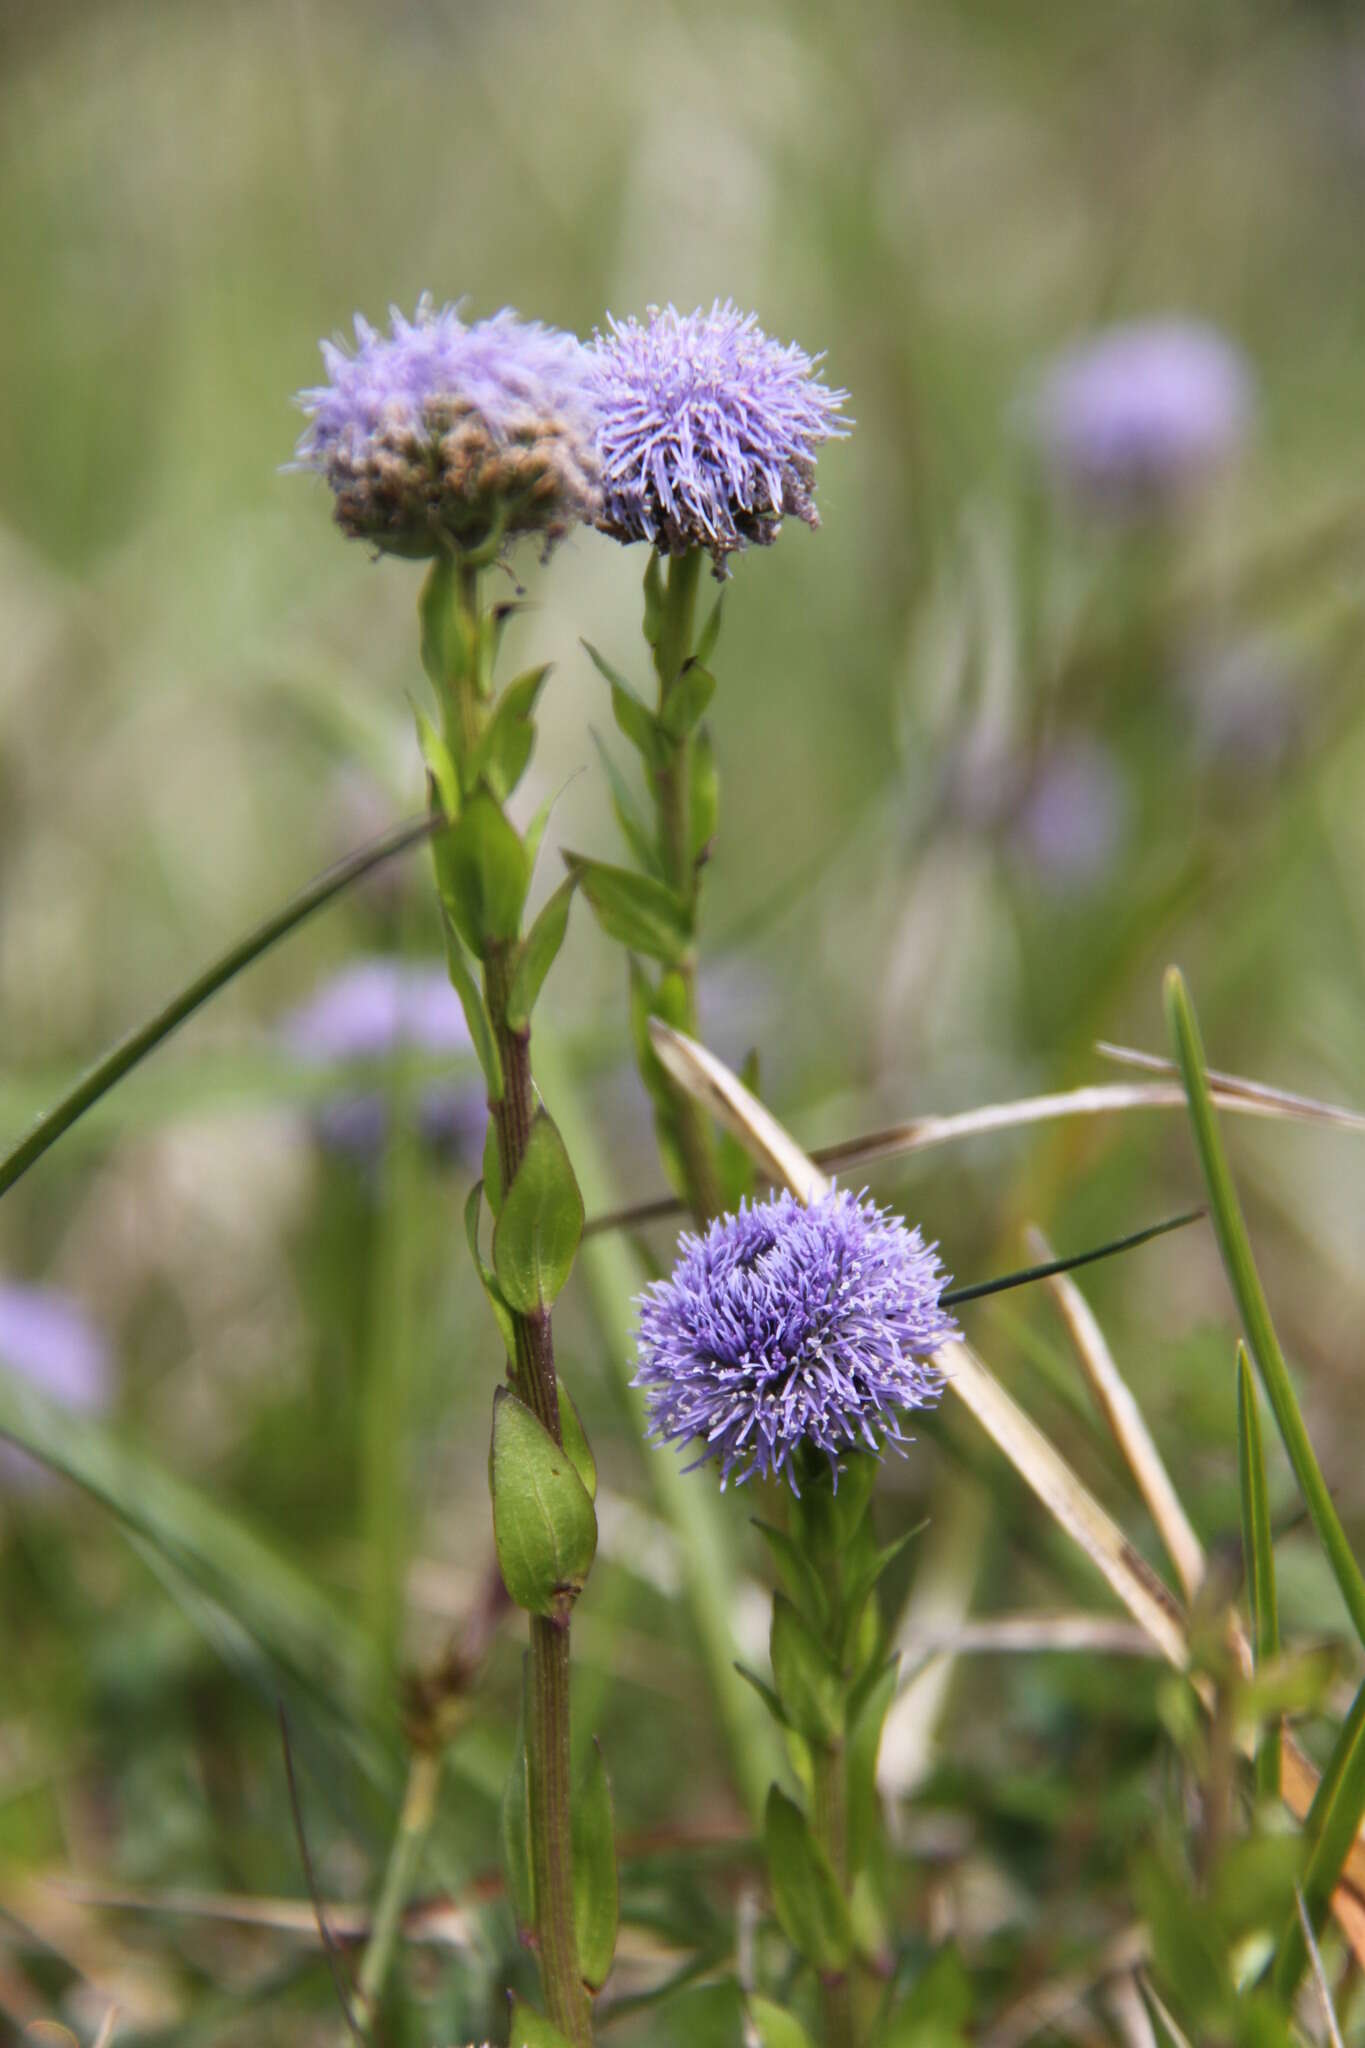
{"left": 1030, "top": 317, "right": 1254, "bottom": 509}
{"left": 281, "top": 959, "right": 483, "bottom": 1166}
{"left": 0, "top": 1283, "right": 112, "bottom": 1491}
{"left": 295, "top": 299, "right": 600, "bottom": 558}
{"left": 588, "top": 301, "right": 849, "bottom": 571}
{"left": 1012, "top": 737, "right": 1128, "bottom": 894}
{"left": 635, "top": 1189, "right": 956, "bottom": 1490}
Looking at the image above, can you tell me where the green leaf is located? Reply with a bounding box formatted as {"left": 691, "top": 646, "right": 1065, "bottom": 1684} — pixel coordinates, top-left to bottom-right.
{"left": 413, "top": 707, "right": 459, "bottom": 819}
{"left": 1237, "top": 1344, "right": 1280, "bottom": 1800}
{"left": 735, "top": 1661, "right": 790, "bottom": 1730}
{"left": 694, "top": 590, "right": 725, "bottom": 667}
{"left": 1165, "top": 968, "right": 1365, "bottom": 1649}
{"left": 1272, "top": 1673, "right": 1365, "bottom": 2000}
{"left": 0, "top": 813, "right": 437, "bottom": 1201}
{"left": 482, "top": 1118, "right": 504, "bottom": 1216}
{"left": 846, "top": 1658, "right": 897, "bottom": 1876}
{"left": 566, "top": 854, "right": 691, "bottom": 965}
{"left": 572, "top": 1737, "right": 618, "bottom": 1991}
{"left": 489, "top": 1387, "right": 597, "bottom": 1619}
{"left": 581, "top": 640, "right": 664, "bottom": 767}
{"left": 418, "top": 553, "right": 468, "bottom": 695}
{"left": 558, "top": 1384, "right": 597, "bottom": 1501}
{"left": 881, "top": 1947, "right": 973, "bottom": 2045}
{"left": 508, "top": 2003, "right": 575, "bottom": 2048}
{"left": 752, "top": 1520, "right": 828, "bottom": 1629}
{"left": 464, "top": 1181, "right": 516, "bottom": 1361}
{"left": 661, "top": 659, "right": 716, "bottom": 739}
{"left": 689, "top": 724, "right": 719, "bottom": 865}
{"left": 764, "top": 1786, "right": 853, "bottom": 1971}
{"left": 591, "top": 730, "right": 664, "bottom": 878}
{"left": 506, "top": 875, "right": 578, "bottom": 1033}
{"left": 770, "top": 1594, "right": 844, "bottom": 1744}
{"left": 467, "top": 663, "right": 551, "bottom": 801}
{"left": 500, "top": 1661, "right": 535, "bottom": 1935}
{"left": 440, "top": 915, "right": 503, "bottom": 1102}
{"left": 641, "top": 549, "right": 665, "bottom": 648}
{"left": 747, "top": 1996, "right": 816, "bottom": 2048}
{"left": 440, "top": 791, "right": 529, "bottom": 953}
{"left": 841, "top": 1525, "right": 927, "bottom": 1663}
{"left": 492, "top": 1110, "right": 585, "bottom": 1313}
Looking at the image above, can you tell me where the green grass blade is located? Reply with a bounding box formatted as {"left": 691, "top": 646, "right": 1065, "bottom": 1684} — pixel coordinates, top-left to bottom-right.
{"left": 1164, "top": 968, "right": 1365, "bottom": 1650}
{"left": 0, "top": 812, "right": 436, "bottom": 1200}
{"left": 0, "top": 1361, "right": 387, "bottom": 1745}
{"left": 1271, "top": 1675, "right": 1365, "bottom": 2001}
{"left": 1237, "top": 1343, "right": 1281, "bottom": 1799}
{"left": 941, "top": 1207, "right": 1203, "bottom": 1307}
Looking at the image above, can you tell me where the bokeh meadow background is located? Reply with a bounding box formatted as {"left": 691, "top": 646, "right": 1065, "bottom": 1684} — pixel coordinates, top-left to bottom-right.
{"left": 5, "top": 1, "right": 1365, "bottom": 2041}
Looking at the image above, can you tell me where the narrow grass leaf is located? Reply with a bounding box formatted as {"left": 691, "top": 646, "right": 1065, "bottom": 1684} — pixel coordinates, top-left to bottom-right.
{"left": 1165, "top": 967, "right": 1365, "bottom": 1650}
{"left": 1272, "top": 1677, "right": 1365, "bottom": 2001}
{"left": 1238, "top": 1344, "right": 1281, "bottom": 1800}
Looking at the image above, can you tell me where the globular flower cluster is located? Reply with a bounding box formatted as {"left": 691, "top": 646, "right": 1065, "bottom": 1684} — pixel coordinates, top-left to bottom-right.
{"left": 588, "top": 301, "right": 849, "bottom": 571}
{"left": 635, "top": 1189, "right": 956, "bottom": 1490}
{"left": 1030, "top": 317, "right": 1254, "bottom": 511}
{"left": 281, "top": 958, "right": 483, "bottom": 1166}
{"left": 295, "top": 300, "right": 601, "bottom": 558}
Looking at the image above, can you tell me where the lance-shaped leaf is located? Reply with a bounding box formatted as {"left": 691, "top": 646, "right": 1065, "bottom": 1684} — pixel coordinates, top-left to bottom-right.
{"left": 557, "top": 1384, "right": 597, "bottom": 1501}
{"left": 695, "top": 589, "right": 725, "bottom": 667}
{"left": 572, "top": 1737, "right": 618, "bottom": 1991}
{"left": 747, "top": 1996, "right": 816, "bottom": 2048}
{"left": 508, "top": 2003, "right": 575, "bottom": 2048}
{"left": 505, "top": 875, "right": 577, "bottom": 1034}
{"left": 467, "top": 663, "right": 551, "bottom": 801}
{"left": 1166, "top": 967, "right": 1365, "bottom": 1651}
{"left": 489, "top": 1387, "right": 597, "bottom": 1619}
{"left": 439, "top": 791, "right": 529, "bottom": 954}
{"left": 660, "top": 659, "right": 716, "bottom": 739}
{"left": 592, "top": 729, "right": 663, "bottom": 878}
{"left": 441, "top": 914, "right": 503, "bottom": 1102}
{"left": 581, "top": 640, "right": 664, "bottom": 768}
{"left": 690, "top": 724, "right": 719, "bottom": 866}
{"left": 764, "top": 1786, "right": 853, "bottom": 1971}
{"left": 1238, "top": 1344, "right": 1281, "bottom": 1800}
{"left": 492, "top": 1110, "right": 585, "bottom": 1314}
{"left": 565, "top": 854, "right": 692, "bottom": 965}
{"left": 770, "top": 1594, "right": 844, "bottom": 1745}
{"left": 464, "top": 1182, "right": 516, "bottom": 1363}
{"left": 847, "top": 1658, "right": 898, "bottom": 1877}
{"left": 752, "top": 1520, "right": 828, "bottom": 1630}
{"left": 413, "top": 708, "right": 459, "bottom": 820}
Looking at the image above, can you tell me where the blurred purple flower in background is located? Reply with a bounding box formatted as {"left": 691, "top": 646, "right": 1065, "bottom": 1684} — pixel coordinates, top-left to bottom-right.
{"left": 1030, "top": 317, "right": 1255, "bottom": 509}
{"left": 589, "top": 301, "right": 849, "bottom": 569}
{"left": 295, "top": 299, "right": 600, "bottom": 557}
{"left": 281, "top": 958, "right": 483, "bottom": 1166}
{"left": 635, "top": 1189, "right": 955, "bottom": 1490}
{"left": 0, "top": 1283, "right": 111, "bottom": 1492}
{"left": 1012, "top": 737, "right": 1128, "bottom": 894}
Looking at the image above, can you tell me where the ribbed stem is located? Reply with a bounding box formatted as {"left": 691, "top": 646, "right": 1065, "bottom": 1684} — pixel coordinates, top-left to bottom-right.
{"left": 812, "top": 1742, "right": 857, "bottom": 2048}
{"left": 435, "top": 561, "right": 591, "bottom": 2045}
{"left": 652, "top": 549, "right": 724, "bottom": 1225}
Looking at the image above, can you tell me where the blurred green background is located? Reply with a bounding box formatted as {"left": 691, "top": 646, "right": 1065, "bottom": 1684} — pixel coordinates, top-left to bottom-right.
{"left": 4, "top": 1, "right": 1365, "bottom": 2041}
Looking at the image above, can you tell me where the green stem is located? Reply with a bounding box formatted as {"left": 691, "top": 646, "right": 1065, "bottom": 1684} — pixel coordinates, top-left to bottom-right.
{"left": 355, "top": 1747, "right": 442, "bottom": 2027}
{"left": 439, "top": 562, "right": 591, "bottom": 2046}
{"left": 812, "top": 1743, "right": 857, "bottom": 2048}
{"left": 652, "top": 549, "right": 723, "bottom": 1224}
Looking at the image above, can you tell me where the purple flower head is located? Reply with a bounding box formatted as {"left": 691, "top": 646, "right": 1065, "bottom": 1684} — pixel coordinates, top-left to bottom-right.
{"left": 634, "top": 1188, "right": 956, "bottom": 1491}
{"left": 588, "top": 301, "right": 849, "bottom": 572}
{"left": 0, "top": 1282, "right": 112, "bottom": 1492}
{"left": 295, "top": 299, "right": 600, "bottom": 558}
{"left": 1030, "top": 318, "right": 1254, "bottom": 510}
{"left": 281, "top": 959, "right": 483, "bottom": 1167}
{"left": 1012, "top": 737, "right": 1128, "bottom": 895}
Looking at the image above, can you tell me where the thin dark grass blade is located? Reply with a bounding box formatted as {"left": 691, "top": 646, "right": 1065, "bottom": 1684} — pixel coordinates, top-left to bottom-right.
{"left": 279, "top": 1706, "right": 369, "bottom": 2047}
{"left": 1237, "top": 1343, "right": 1281, "bottom": 1800}
{"left": 1164, "top": 967, "right": 1365, "bottom": 1650}
{"left": 1272, "top": 1676, "right": 1365, "bottom": 2001}
{"left": 941, "top": 1209, "right": 1204, "bottom": 1307}
{"left": 0, "top": 812, "right": 437, "bottom": 1199}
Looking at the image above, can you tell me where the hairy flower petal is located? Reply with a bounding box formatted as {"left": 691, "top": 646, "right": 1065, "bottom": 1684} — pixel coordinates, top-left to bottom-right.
{"left": 634, "top": 1189, "right": 955, "bottom": 1490}
{"left": 589, "top": 301, "right": 849, "bottom": 570}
